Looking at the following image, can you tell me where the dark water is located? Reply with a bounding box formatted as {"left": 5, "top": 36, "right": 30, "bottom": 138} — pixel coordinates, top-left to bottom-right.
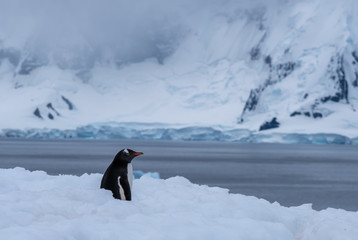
{"left": 1, "top": 138, "right": 358, "bottom": 211}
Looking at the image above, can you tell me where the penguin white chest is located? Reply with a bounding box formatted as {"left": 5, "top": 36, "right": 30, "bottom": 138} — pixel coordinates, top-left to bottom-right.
{"left": 117, "top": 164, "right": 134, "bottom": 200}
{"left": 127, "top": 163, "right": 133, "bottom": 189}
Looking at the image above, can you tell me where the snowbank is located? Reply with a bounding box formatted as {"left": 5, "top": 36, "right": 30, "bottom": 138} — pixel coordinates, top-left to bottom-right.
{"left": 0, "top": 168, "right": 357, "bottom": 240}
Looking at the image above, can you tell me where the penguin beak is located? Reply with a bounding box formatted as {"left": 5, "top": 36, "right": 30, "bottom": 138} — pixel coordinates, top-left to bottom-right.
{"left": 134, "top": 152, "right": 143, "bottom": 156}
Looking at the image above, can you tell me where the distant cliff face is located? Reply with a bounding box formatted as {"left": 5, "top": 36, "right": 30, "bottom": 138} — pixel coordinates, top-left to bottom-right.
{"left": 0, "top": 0, "right": 358, "bottom": 137}
{"left": 240, "top": 48, "right": 358, "bottom": 130}
{"left": 236, "top": 0, "right": 358, "bottom": 131}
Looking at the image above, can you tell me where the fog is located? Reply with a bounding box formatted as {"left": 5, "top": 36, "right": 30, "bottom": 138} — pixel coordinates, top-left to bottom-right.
{"left": 0, "top": 0, "right": 207, "bottom": 63}
{"left": 0, "top": 0, "right": 274, "bottom": 65}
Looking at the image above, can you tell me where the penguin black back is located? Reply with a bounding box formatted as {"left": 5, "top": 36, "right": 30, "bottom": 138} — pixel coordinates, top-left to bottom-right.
{"left": 101, "top": 148, "right": 143, "bottom": 200}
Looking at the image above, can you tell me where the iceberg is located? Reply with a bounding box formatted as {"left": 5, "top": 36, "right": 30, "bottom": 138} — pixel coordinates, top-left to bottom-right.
{"left": 133, "top": 170, "right": 160, "bottom": 179}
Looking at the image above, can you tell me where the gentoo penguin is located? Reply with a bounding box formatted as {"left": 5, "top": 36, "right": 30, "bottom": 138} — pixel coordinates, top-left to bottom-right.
{"left": 100, "top": 148, "right": 143, "bottom": 200}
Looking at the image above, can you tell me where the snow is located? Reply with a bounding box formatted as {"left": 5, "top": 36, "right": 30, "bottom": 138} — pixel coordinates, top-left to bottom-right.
{"left": 0, "top": 167, "right": 357, "bottom": 240}
{"left": 1, "top": 0, "right": 358, "bottom": 143}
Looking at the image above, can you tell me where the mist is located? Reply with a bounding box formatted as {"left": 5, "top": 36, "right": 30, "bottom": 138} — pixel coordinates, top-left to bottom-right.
{"left": 0, "top": 0, "right": 273, "bottom": 66}
{"left": 1, "top": 0, "right": 204, "bottom": 64}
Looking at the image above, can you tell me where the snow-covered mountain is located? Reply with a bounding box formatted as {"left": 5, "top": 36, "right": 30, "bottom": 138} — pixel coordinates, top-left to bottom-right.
{"left": 1, "top": 0, "right": 358, "bottom": 142}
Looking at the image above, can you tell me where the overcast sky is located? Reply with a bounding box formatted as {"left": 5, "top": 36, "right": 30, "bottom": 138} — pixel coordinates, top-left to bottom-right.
{"left": 0, "top": 0, "right": 282, "bottom": 63}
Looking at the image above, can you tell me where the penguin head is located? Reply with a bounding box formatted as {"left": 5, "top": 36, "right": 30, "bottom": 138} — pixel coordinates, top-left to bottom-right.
{"left": 115, "top": 148, "right": 143, "bottom": 163}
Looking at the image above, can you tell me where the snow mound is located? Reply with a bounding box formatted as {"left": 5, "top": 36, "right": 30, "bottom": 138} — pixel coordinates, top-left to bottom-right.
{"left": 1, "top": 168, "right": 357, "bottom": 240}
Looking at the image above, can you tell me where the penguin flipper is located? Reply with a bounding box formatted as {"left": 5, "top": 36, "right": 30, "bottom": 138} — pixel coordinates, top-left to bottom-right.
{"left": 101, "top": 169, "right": 122, "bottom": 200}
{"left": 103, "top": 178, "right": 122, "bottom": 199}
{"left": 119, "top": 176, "right": 132, "bottom": 201}
{"left": 112, "top": 187, "right": 122, "bottom": 199}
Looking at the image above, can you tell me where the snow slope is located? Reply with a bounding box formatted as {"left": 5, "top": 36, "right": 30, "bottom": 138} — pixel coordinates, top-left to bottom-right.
{"left": 1, "top": 168, "right": 357, "bottom": 240}
{"left": 1, "top": 0, "right": 358, "bottom": 141}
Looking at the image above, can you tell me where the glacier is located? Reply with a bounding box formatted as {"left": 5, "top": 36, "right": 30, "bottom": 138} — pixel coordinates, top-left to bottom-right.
{"left": 1, "top": 0, "right": 358, "bottom": 143}
{"left": 1, "top": 122, "right": 355, "bottom": 145}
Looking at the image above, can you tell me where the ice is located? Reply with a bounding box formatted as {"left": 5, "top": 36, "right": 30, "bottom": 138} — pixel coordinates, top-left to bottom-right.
{"left": 0, "top": 167, "right": 357, "bottom": 239}
{"left": 0, "top": 123, "right": 356, "bottom": 144}
{"left": 246, "top": 133, "right": 352, "bottom": 145}
{"left": 0, "top": 123, "right": 251, "bottom": 141}
{"left": 133, "top": 170, "right": 160, "bottom": 179}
